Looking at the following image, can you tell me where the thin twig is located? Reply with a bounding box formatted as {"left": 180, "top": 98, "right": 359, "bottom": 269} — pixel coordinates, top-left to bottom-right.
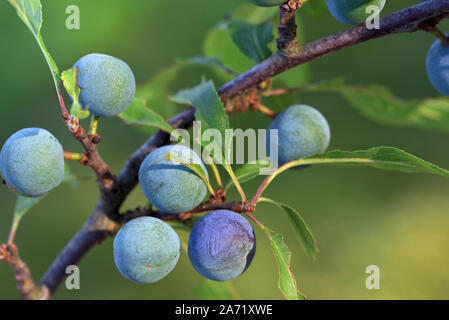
{"left": 62, "top": 112, "right": 114, "bottom": 195}
{"left": 277, "top": 0, "right": 302, "bottom": 54}
{"left": 0, "top": 244, "right": 49, "bottom": 300}
{"left": 119, "top": 200, "right": 255, "bottom": 227}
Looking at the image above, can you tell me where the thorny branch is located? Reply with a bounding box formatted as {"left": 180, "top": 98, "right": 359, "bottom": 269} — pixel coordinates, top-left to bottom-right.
{"left": 2, "top": 0, "right": 449, "bottom": 299}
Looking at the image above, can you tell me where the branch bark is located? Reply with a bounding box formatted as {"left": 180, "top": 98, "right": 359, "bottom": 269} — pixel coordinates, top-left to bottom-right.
{"left": 0, "top": 244, "right": 49, "bottom": 300}
{"left": 120, "top": 200, "right": 255, "bottom": 226}
{"left": 62, "top": 113, "right": 115, "bottom": 195}
{"left": 12, "top": 0, "right": 448, "bottom": 298}
{"left": 218, "top": 0, "right": 449, "bottom": 102}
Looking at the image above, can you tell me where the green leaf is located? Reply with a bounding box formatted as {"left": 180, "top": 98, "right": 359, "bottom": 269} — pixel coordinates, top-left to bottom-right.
{"left": 227, "top": 20, "right": 274, "bottom": 63}
{"left": 307, "top": 147, "right": 449, "bottom": 176}
{"left": 9, "top": 0, "right": 42, "bottom": 35}
{"left": 194, "top": 279, "right": 241, "bottom": 300}
{"left": 9, "top": 0, "right": 60, "bottom": 89}
{"left": 13, "top": 196, "right": 43, "bottom": 226}
{"left": 171, "top": 80, "right": 230, "bottom": 163}
{"left": 61, "top": 67, "right": 91, "bottom": 119}
{"left": 224, "top": 161, "right": 270, "bottom": 192}
{"left": 203, "top": 23, "right": 255, "bottom": 74}
{"left": 136, "top": 64, "right": 183, "bottom": 119}
{"left": 295, "top": 80, "right": 449, "bottom": 133}
{"left": 261, "top": 225, "right": 307, "bottom": 300}
{"left": 254, "top": 146, "right": 449, "bottom": 202}
{"left": 340, "top": 87, "right": 449, "bottom": 133}
{"left": 302, "top": 0, "right": 328, "bottom": 18}
{"left": 177, "top": 56, "right": 236, "bottom": 79}
{"left": 69, "top": 102, "right": 90, "bottom": 120}
{"left": 118, "top": 98, "right": 174, "bottom": 134}
{"left": 258, "top": 197, "right": 318, "bottom": 260}
{"left": 61, "top": 68, "right": 80, "bottom": 102}
{"left": 171, "top": 81, "right": 229, "bottom": 134}
{"left": 164, "top": 151, "right": 214, "bottom": 195}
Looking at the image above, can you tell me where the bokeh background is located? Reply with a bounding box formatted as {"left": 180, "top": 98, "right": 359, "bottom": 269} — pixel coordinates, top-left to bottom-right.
{"left": 1, "top": 0, "right": 449, "bottom": 300}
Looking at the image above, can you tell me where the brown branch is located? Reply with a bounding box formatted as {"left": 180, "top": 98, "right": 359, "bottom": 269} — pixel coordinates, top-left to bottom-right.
{"left": 62, "top": 112, "right": 115, "bottom": 195}
{"left": 0, "top": 244, "right": 49, "bottom": 300}
{"left": 218, "top": 0, "right": 449, "bottom": 102}
{"left": 19, "top": 0, "right": 449, "bottom": 299}
{"left": 277, "top": 0, "right": 302, "bottom": 54}
{"left": 119, "top": 200, "right": 255, "bottom": 227}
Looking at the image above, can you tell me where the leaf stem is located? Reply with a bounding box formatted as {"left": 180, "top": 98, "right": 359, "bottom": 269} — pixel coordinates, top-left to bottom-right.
{"left": 7, "top": 218, "right": 19, "bottom": 245}
{"left": 209, "top": 161, "right": 223, "bottom": 188}
{"left": 244, "top": 212, "right": 264, "bottom": 229}
{"left": 225, "top": 165, "right": 247, "bottom": 202}
{"left": 63, "top": 152, "right": 84, "bottom": 161}
{"left": 89, "top": 116, "right": 100, "bottom": 136}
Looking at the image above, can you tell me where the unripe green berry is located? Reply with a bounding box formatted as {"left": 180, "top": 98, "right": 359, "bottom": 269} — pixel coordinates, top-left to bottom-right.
{"left": 113, "top": 217, "right": 181, "bottom": 284}
{"left": 73, "top": 53, "right": 136, "bottom": 117}
{"left": 0, "top": 128, "right": 64, "bottom": 197}
{"left": 267, "top": 104, "right": 331, "bottom": 165}
{"left": 139, "top": 145, "right": 209, "bottom": 214}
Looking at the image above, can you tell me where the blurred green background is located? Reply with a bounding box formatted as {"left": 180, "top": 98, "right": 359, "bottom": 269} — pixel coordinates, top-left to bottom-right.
{"left": 1, "top": 0, "right": 449, "bottom": 300}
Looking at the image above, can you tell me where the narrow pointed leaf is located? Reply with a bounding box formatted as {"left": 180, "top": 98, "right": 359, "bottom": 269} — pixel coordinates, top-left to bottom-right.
{"left": 9, "top": 0, "right": 59, "bottom": 80}
{"left": 258, "top": 197, "right": 318, "bottom": 260}
{"left": 8, "top": 0, "right": 42, "bottom": 35}
{"left": 171, "top": 81, "right": 229, "bottom": 135}
{"left": 61, "top": 67, "right": 90, "bottom": 119}
{"left": 61, "top": 68, "right": 80, "bottom": 102}
{"left": 118, "top": 98, "right": 174, "bottom": 134}
{"left": 294, "top": 80, "right": 449, "bottom": 133}
{"left": 253, "top": 146, "right": 449, "bottom": 202}
{"left": 227, "top": 20, "right": 274, "bottom": 63}
{"left": 203, "top": 23, "right": 255, "bottom": 74}
{"left": 261, "top": 225, "right": 307, "bottom": 300}
{"left": 171, "top": 81, "right": 230, "bottom": 165}
{"left": 136, "top": 64, "right": 183, "bottom": 119}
